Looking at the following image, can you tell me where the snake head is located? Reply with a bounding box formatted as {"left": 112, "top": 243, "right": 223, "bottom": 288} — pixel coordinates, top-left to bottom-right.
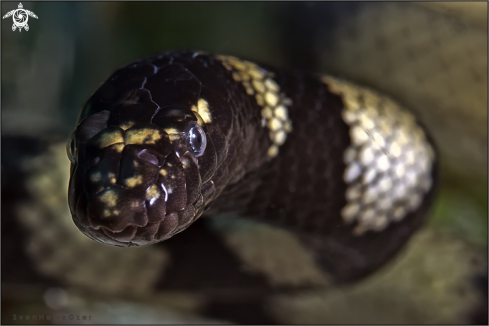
{"left": 66, "top": 55, "right": 233, "bottom": 246}
{"left": 68, "top": 106, "right": 213, "bottom": 246}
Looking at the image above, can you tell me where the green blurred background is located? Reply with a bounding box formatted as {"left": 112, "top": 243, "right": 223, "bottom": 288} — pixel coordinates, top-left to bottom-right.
{"left": 2, "top": 2, "right": 487, "bottom": 324}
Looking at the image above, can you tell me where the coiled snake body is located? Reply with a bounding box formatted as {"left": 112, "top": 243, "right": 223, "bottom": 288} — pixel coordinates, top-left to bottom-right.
{"left": 68, "top": 51, "right": 437, "bottom": 283}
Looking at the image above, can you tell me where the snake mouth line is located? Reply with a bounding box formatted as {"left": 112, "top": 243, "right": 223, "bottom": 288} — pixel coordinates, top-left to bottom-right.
{"left": 73, "top": 180, "right": 205, "bottom": 247}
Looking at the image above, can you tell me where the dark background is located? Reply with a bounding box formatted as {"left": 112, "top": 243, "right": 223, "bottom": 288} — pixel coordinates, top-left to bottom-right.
{"left": 2, "top": 2, "right": 487, "bottom": 324}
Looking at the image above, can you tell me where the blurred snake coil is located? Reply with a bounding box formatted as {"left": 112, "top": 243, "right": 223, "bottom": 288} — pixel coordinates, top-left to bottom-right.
{"left": 67, "top": 51, "right": 437, "bottom": 283}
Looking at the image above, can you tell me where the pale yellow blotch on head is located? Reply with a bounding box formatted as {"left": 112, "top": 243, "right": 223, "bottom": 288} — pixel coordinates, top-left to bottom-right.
{"left": 96, "top": 130, "right": 124, "bottom": 149}
{"left": 120, "top": 121, "right": 135, "bottom": 130}
{"left": 108, "top": 173, "right": 116, "bottom": 184}
{"left": 113, "top": 144, "right": 125, "bottom": 153}
{"left": 99, "top": 189, "right": 118, "bottom": 207}
{"left": 194, "top": 112, "right": 205, "bottom": 127}
{"left": 125, "top": 175, "right": 143, "bottom": 188}
{"left": 146, "top": 184, "right": 161, "bottom": 201}
{"left": 195, "top": 99, "right": 212, "bottom": 124}
{"left": 163, "top": 128, "right": 183, "bottom": 142}
{"left": 103, "top": 208, "right": 120, "bottom": 217}
{"left": 160, "top": 169, "right": 168, "bottom": 176}
{"left": 125, "top": 128, "right": 162, "bottom": 145}
{"left": 90, "top": 172, "right": 102, "bottom": 183}
{"left": 164, "top": 128, "right": 180, "bottom": 135}
{"left": 181, "top": 156, "right": 191, "bottom": 169}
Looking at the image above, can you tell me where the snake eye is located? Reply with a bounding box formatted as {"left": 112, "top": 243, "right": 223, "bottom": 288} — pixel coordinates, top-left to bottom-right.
{"left": 186, "top": 122, "right": 206, "bottom": 157}
{"left": 66, "top": 134, "right": 77, "bottom": 164}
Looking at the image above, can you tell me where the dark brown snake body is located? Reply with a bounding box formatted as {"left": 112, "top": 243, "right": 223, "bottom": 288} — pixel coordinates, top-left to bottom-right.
{"left": 67, "top": 51, "right": 437, "bottom": 283}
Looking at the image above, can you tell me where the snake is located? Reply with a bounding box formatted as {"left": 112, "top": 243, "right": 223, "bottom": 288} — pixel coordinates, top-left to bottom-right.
{"left": 67, "top": 51, "right": 437, "bottom": 283}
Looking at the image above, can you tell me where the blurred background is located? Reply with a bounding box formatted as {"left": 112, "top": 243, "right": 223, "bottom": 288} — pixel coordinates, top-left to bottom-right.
{"left": 2, "top": 2, "right": 487, "bottom": 324}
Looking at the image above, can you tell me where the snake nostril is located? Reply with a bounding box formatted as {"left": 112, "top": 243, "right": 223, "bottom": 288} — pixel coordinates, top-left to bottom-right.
{"left": 138, "top": 149, "right": 159, "bottom": 165}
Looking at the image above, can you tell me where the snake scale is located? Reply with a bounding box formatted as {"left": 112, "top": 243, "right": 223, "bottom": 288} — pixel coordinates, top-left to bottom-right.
{"left": 67, "top": 51, "right": 437, "bottom": 283}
